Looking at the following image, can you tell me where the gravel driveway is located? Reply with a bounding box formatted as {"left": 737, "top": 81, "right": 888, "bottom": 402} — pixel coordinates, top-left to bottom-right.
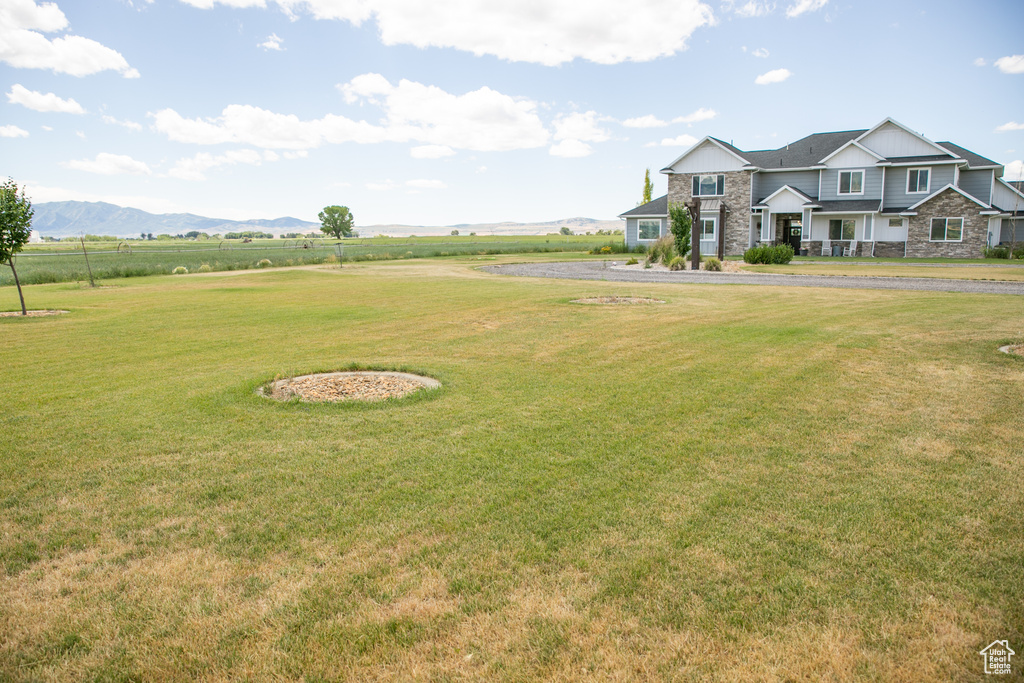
{"left": 481, "top": 261, "right": 1024, "bottom": 295}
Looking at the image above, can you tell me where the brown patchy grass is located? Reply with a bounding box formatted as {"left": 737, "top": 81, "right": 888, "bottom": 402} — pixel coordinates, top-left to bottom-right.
{"left": 744, "top": 262, "right": 1024, "bottom": 281}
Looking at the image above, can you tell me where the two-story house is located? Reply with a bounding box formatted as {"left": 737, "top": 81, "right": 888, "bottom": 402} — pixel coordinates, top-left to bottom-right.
{"left": 620, "top": 117, "right": 1024, "bottom": 258}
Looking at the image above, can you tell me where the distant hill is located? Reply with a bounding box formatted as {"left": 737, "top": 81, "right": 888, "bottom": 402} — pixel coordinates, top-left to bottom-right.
{"left": 31, "top": 201, "right": 622, "bottom": 238}
{"left": 32, "top": 201, "right": 319, "bottom": 238}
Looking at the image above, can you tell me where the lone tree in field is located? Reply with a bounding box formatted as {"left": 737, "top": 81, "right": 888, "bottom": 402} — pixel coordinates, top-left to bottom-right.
{"left": 642, "top": 168, "right": 653, "bottom": 205}
{"left": 0, "top": 178, "right": 34, "bottom": 315}
{"left": 668, "top": 202, "right": 691, "bottom": 258}
{"left": 319, "top": 205, "right": 354, "bottom": 239}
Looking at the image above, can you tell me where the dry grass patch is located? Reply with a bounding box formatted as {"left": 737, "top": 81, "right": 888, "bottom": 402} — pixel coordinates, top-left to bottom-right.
{"left": 570, "top": 296, "right": 665, "bottom": 305}
{"left": 0, "top": 309, "right": 68, "bottom": 317}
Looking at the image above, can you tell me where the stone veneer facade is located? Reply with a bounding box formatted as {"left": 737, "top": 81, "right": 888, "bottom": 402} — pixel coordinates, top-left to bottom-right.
{"left": 667, "top": 170, "right": 752, "bottom": 256}
{"left": 904, "top": 190, "right": 989, "bottom": 258}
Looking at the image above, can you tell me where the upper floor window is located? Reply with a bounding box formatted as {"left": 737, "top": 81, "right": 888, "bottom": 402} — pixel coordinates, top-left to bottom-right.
{"left": 907, "top": 168, "right": 930, "bottom": 194}
{"left": 692, "top": 174, "right": 725, "bottom": 197}
{"left": 838, "top": 170, "right": 864, "bottom": 195}
{"left": 930, "top": 217, "right": 963, "bottom": 242}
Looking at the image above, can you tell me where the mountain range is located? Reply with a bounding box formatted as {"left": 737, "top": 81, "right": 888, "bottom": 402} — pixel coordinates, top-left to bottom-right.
{"left": 31, "top": 201, "right": 621, "bottom": 238}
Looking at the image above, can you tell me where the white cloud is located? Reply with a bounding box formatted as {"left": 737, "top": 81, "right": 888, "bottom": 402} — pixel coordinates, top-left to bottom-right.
{"left": 6, "top": 83, "right": 84, "bottom": 113}
{"left": 154, "top": 74, "right": 550, "bottom": 153}
{"left": 178, "top": 0, "right": 715, "bottom": 66}
{"left": 40, "top": 124, "right": 52, "bottom": 131}
{"left": 973, "top": 57, "right": 986, "bottom": 67}
{"left": 752, "top": 47, "right": 769, "bottom": 58}
{"left": 623, "top": 115, "right": 667, "bottom": 128}
{"left": 475, "top": 165, "right": 487, "bottom": 173}
{"left": 672, "top": 107, "right": 716, "bottom": 124}
{"left": 0, "top": 124, "right": 30, "bottom": 137}
{"left": 995, "top": 55, "right": 1024, "bottom": 74}
{"left": 283, "top": 150, "right": 307, "bottom": 159}
{"left": 102, "top": 115, "right": 143, "bottom": 130}
{"left": 62, "top": 152, "right": 152, "bottom": 176}
{"left": 406, "top": 179, "right": 446, "bottom": 189}
{"left": 258, "top": 33, "right": 283, "bottom": 50}
{"left": 734, "top": 2, "right": 775, "bottom": 17}
{"left": 167, "top": 148, "right": 267, "bottom": 181}
{"left": 549, "top": 139, "right": 592, "bottom": 157}
{"left": 1004, "top": 160, "right": 1023, "bottom": 182}
{"left": 657, "top": 134, "right": 698, "bottom": 147}
{"left": 0, "top": 0, "right": 139, "bottom": 77}
{"left": 996, "top": 121, "right": 1024, "bottom": 133}
{"left": 755, "top": 68, "right": 792, "bottom": 84}
{"left": 785, "top": 0, "right": 827, "bottom": 17}
{"left": 553, "top": 111, "right": 609, "bottom": 142}
{"left": 366, "top": 180, "right": 397, "bottom": 191}
{"left": 410, "top": 144, "right": 455, "bottom": 158}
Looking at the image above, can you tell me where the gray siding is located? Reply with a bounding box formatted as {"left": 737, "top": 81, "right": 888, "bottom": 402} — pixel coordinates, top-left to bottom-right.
{"left": 958, "top": 169, "right": 992, "bottom": 204}
{"left": 820, "top": 167, "right": 883, "bottom": 201}
{"left": 752, "top": 170, "right": 819, "bottom": 202}
{"left": 883, "top": 164, "right": 956, "bottom": 209}
{"left": 625, "top": 217, "right": 666, "bottom": 248}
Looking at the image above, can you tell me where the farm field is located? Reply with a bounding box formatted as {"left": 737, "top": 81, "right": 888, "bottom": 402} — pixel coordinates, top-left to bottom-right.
{"left": 5, "top": 235, "right": 617, "bottom": 287}
{"left": 1, "top": 257, "right": 1022, "bottom": 681}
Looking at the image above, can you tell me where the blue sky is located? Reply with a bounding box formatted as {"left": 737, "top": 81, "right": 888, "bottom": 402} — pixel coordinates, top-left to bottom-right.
{"left": 2, "top": 0, "right": 1023, "bottom": 227}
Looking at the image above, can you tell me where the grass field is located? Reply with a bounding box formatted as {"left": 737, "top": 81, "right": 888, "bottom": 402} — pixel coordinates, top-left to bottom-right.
{"left": 5, "top": 235, "right": 618, "bottom": 287}
{"left": 2, "top": 257, "right": 1022, "bottom": 681}
{"left": 745, "top": 262, "right": 1024, "bottom": 281}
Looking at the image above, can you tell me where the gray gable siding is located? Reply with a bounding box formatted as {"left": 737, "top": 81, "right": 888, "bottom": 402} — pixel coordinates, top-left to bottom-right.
{"left": 819, "top": 167, "right": 883, "bottom": 202}
{"left": 957, "top": 170, "right": 992, "bottom": 204}
{"left": 753, "top": 170, "right": 820, "bottom": 202}
{"left": 884, "top": 164, "right": 956, "bottom": 209}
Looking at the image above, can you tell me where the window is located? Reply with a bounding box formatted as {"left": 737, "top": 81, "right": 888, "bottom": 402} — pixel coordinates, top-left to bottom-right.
{"left": 829, "top": 218, "right": 855, "bottom": 240}
{"left": 888, "top": 218, "right": 903, "bottom": 228}
{"left": 637, "top": 219, "right": 660, "bottom": 240}
{"left": 907, "top": 168, "right": 930, "bottom": 194}
{"left": 692, "top": 174, "right": 725, "bottom": 196}
{"left": 838, "top": 170, "right": 864, "bottom": 195}
{"left": 700, "top": 217, "right": 716, "bottom": 240}
{"left": 930, "top": 217, "right": 963, "bottom": 242}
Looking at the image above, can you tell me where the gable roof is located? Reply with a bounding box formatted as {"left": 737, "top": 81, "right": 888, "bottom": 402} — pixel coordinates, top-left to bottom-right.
{"left": 854, "top": 117, "right": 954, "bottom": 157}
{"left": 660, "top": 136, "right": 753, "bottom": 173}
{"left": 936, "top": 141, "right": 1000, "bottom": 169}
{"left": 905, "top": 184, "right": 994, "bottom": 212}
{"left": 818, "top": 139, "right": 886, "bottom": 165}
{"left": 619, "top": 194, "right": 668, "bottom": 217}
{"left": 756, "top": 184, "right": 816, "bottom": 206}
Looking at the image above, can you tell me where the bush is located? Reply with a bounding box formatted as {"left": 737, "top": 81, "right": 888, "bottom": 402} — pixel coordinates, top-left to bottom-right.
{"left": 669, "top": 255, "right": 687, "bottom": 271}
{"left": 646, "top": 235, "right": 675, "bottom": 265}
{"left": 984, "top": 246, "right": 1011, "bottom": 259}
{"left": 600, "top": 246, "right": 612, "bottom": 254}
{"left": 625, "top": 257, "right": 638, "bottom": 265}
{"left": 172, "top": 266, "right": 188, "bottom": 275}
{"left": 257, "top": 259, "right": 272, "bottom": 268}
{"left": 1014, "top": 244, "right": 1024, "bottom": 260}
{"left": 197, "top": 264, "right": 212, "bottom": 273}
{"left": 704, "top": 257, "right": 723, "bottom": 271}
{"left": 743, "top": 244, "right": 794, "bottom": 264}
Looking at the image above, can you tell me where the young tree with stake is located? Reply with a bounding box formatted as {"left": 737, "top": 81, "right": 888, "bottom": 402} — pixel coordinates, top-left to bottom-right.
{"left": 0, "top": 179, "right": 34, "bottom": 315}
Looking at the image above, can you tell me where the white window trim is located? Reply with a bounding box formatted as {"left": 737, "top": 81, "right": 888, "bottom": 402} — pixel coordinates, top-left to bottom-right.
{"left": 694, "top": 174, "right": 724, "bottom": 197}
{"left": 699, "top": 216, "right": 717, "bottom": 242}
{"left": 906, "top": 167, "right": 930, "bottom": 195}
{"left": 636, "top": 219, "right": 662, "bottom": 241}
{"left": 837, "top": 169, "right": 865, "bottom": 196}
{"left": 929, "top": 217, "right": 964, "bottom": 243}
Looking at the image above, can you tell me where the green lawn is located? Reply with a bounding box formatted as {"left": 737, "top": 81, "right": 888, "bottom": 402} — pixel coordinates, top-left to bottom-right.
{"left": 743, "top": 262, "right": 1024, "bottom": 281}
{"left": 1, "top": 258, "right": 1022, "bottom": 681}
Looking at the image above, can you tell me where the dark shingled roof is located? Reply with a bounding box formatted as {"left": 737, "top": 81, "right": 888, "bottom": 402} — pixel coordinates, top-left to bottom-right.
{"left": 741, "top": 130, "right": 866, "bottom": 170}
{"left": 619, "top": 194, "right": 667, "bottom": 217}
{"left": 936, "top": 142, "right": 1000, "bottom": 168}
{"left": 885, "top": 154, "right": 955, "bottom": 164}
{"left": 812, "top": 200, "right": 882, "bottom": 213}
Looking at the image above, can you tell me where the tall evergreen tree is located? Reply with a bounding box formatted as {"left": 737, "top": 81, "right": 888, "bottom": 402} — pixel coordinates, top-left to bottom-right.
{"left": 642, "top": 168, "right": 653, "bottom": 205}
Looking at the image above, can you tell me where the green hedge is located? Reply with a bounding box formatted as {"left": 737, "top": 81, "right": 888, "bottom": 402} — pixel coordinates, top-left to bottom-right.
{"left": 743, "top": 244, "right": 794, "bottom": 264}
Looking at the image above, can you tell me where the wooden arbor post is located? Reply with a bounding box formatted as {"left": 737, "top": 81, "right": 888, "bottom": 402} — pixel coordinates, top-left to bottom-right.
{"left": 718, "top": 202, "right": 727, "bottom": 261}
{"left": 686, "top": 196, "right": 701, "bottom": 271}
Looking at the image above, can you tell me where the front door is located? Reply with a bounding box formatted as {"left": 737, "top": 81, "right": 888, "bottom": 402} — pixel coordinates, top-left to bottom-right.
{"left": 788, "top": 225, "right": 802, "bottom": 253}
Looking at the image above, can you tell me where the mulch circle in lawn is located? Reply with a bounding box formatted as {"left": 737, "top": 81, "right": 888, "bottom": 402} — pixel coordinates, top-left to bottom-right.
{"left": 260, "top": 371, "right": 440, "bottom": 403}
{"left": 570, "top": 296, "right": 665, "bottom": 305}
{"left": 0, "top": 310, "right": 69, "bottom": 318}
{"left": 998, "top": 344, "right": 1024, "bottom": 357}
